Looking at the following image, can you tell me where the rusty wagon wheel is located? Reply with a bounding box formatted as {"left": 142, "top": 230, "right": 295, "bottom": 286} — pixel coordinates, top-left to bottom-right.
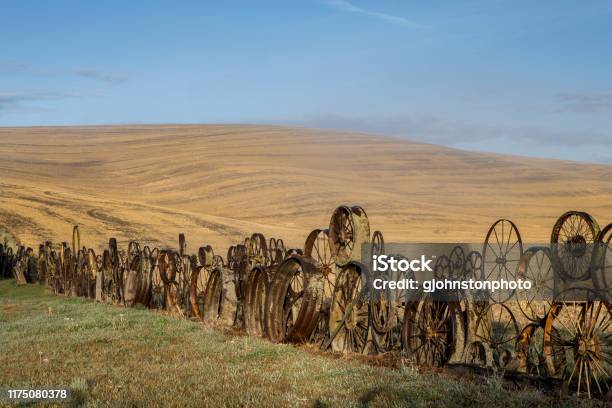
{"left": 265, "top": 256, "right": 322, "bottom": 343}
{"left": 304, "top": 228, "right": 336, "bottom": 344}
{"left": 371, "top": 230, "right": 385, "bottom": 256}
{"left": 592, "top": 223, "right": 612, "bottom": 294}
{"left": 202, "top": 266, "right": 237, "bottom": 324}
{"left": 551, "top": 211, "right": 599, "bottom": 282}
{"left": 267, "top": 238, "right": 277, "bottom": 266}
{"left": 149, "top": 249, "right": 164, "bottom": 309}
{"left": 516, "top": 247, "right": 554, "bottom": 324}
{"left": 402, "top": 292, "right": 463, "bottom": 367}
{"left": 305, "top": 228, "right": 336, "bottom": 299}
{"left": 369, "top": 278, "right": 403, "bottom": 354}
{"left": 483, "top": 219, "right": 523, "bottom": 302}
{"left": 179, "top": 254, "right": 196, "bottom": 315}
{"left": 198, "top": 245, "right": 215, "bottom": 268}
{"left": 516, "top": 322, "right": 564, "bottom": 376}
{"left": 108, "top": 238, "right": 122, "bottom": 303}
{"left": 275, "top": 239, "right": 286, "bottom": 260}
{"left": 249, "top": 233, "right": 268, "bottom": 266}
{"left": 329, "top": 205, "right": 371, "bottom": 267}
{"left": 212, "top": 255, "right": 224, "bottom": 269}
{"left": 543, "top": 292, "right": 611, "bottom": 398}
{"left": 463, "top": 250, "right": 485, "bottom": 285}
{"left": 100, "top": 249, "right": 111, "bottom": 300}
{"left": 369, "top": 246, "right": 410, "bottom": 355}
{"left": 232, "top": 244, "right": 249, "bottom": 328}
{"left": 226, "top": 246, "right": 237, "bottom": 270}
{"left": 158, "top": 250, "right": 180, "bottom": 311}
{"left": 190, "top": 263, "right": 210, "bottom": 320}
{"left": 326, "top": 262, "right": 369, "bottom": 353}
{"left": 85, "top": 248, "right": 98, "bottom": 299}
{"left": 463, "top": 252, "right": 490, "bottom": 366}
{"left": 244, "top": 266, "right": 270, "bottom": 336}
{"left": 474, "top": 302, "right": 520, "bottom": 368}
{"left": 136, "top": 246, "right": 154, "bottom": 306}
{"left": 433, "top": 255, "right": 451, "bottom": 280}
{"left": 123, "top": 241, "right": 142, "bottom": 307}
{"left": 449, "top": 246, "right": 466, "bottom": 279}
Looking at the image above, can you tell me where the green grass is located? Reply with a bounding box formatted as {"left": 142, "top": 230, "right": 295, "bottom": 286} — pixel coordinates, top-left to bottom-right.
{"left": 0, "top": 280, "right": 604, "bottom": 407}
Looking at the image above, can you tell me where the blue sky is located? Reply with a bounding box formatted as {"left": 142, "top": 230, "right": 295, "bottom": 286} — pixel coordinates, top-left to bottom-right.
{"left": 1, "top": 1, "right": 612, "bottom": 163}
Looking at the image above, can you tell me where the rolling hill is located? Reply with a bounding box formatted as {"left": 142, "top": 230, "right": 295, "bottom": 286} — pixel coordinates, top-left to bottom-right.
{"left": 1, "top": 124, "right": 611, "bottom": 253}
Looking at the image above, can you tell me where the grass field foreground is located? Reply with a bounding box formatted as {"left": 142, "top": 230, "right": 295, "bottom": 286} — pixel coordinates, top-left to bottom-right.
{"left": 0, "top": 280, "right": 604, "bottom": 407}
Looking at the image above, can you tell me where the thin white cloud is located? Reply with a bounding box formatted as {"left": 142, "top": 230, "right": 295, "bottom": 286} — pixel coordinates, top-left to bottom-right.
{"left": 0, "top": 60, "right": 128, "bottom": 84}
{"left": 322, "top": 0, "right": 417, "bottom": 26}
{"left": 557, "top": 92, "right": 612, "bottom": 113}
{"left": 0, "top": 91, "right": 93, "bottom": 114}
{"left": 71, "top": 69, "right": 128, "bottom": 84}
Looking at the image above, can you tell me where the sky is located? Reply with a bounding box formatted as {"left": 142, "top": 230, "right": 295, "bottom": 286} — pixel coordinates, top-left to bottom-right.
{"left": 1, "top": 0, "right": 612, "bottom": 163}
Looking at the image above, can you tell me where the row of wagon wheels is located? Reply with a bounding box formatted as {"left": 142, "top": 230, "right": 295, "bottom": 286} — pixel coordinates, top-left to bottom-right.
{"left": 467, "top": 213, "right": 612, "bottom": 399}
{"left": 4, "top": 207, "right": 611, "bottom": 399}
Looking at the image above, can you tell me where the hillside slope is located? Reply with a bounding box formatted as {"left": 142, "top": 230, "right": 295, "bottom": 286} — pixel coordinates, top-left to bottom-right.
{"left": 0, "top": 125, "right": 611, "bottom": 251}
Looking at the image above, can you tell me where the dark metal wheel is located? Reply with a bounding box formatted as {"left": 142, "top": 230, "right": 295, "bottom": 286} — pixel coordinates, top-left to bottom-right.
{"left": 449, "top": 246, "right": 465, "bottom": 279}
{"left": 593, "top": 223, "right": 612, "bottom": 293}
{"left": 249, "top": 233, "right": 268, "bottom": 265}
{"left": 304, "top": 228, "right": 337, "bottom": 344}
{"left": 226, "top": 246, "right": 236, "bottom": 270}
{"left": 327, "top": 262, "right": 369, "bottom": 353}
{"left": 329, "top": 205, "right": 370, "bottom": 266}
{"left": 474, "top": 302, "right": 520, "bottom": 367}
{"left": 369, "top": 288, "right": 401, "bottom": 354}
{"left": 198, "top": 245, "right": 215, "bottom": 268}
{"left": 517, "top": 323, "right": 563, "bottom": 376}
{"left": 551, "top": 211, "right": 599, "bottom": 282}
{"left": 371, "top": 231, "right": 384, "bottom": 256}
{"left": 265, "top": 256, "right": 322, "bottom": 343}
{"left": 402, "top": 293, "right": 462, "bottom": 367}
{"left": 244, "top": 266, "right": 269, "bottom": 336}
{"left": 190, "top": 264, "right": 209, "bottom": 320}
{"left": 433, "top": 255, "right": 451, "bottom": 280}
{"left": 544, "top": 295, "right": 611, "bottom": 398}
{"left": 305, "top": 228, "right": 336, "bottom": 300}
{"left": 483, "top": 219, "right": 523, "bottom": 302}
{"left": 202, "top": 267, "right": 237, "bottom": 324}
{"left": 516, "top": 247, "right": 554, "bottom": 324}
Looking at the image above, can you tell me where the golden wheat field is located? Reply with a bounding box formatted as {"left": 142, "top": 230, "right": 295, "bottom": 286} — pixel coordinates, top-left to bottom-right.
{"left": 1, "top": 124, "right": 611, "bottom": 253}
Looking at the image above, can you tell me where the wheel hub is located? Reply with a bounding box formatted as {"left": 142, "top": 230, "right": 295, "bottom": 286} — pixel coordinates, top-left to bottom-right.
{"left": 576, "top": 336, "right": 600, "bottom": 357}
{"left": 566, "top": 235, "right": 587, "bottom": 258}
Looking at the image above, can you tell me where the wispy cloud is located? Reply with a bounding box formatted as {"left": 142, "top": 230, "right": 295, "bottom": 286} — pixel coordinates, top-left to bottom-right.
{"left": 0, "top": 91, "right": 88, "bottom": 113}
{"left": 322, "top": 0, "right": 417, "bottom": 26}
{"left": 70, "top": 69, "right": 128, "bottom": 84}
{"left": 0, "top": 60, "right": 32, "bottom": 73}
{"left": 557, "top": 92, "right": 612, "bottom": 113}
{"left": 0, "top": 60, "right": 128, "bottom": 84}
